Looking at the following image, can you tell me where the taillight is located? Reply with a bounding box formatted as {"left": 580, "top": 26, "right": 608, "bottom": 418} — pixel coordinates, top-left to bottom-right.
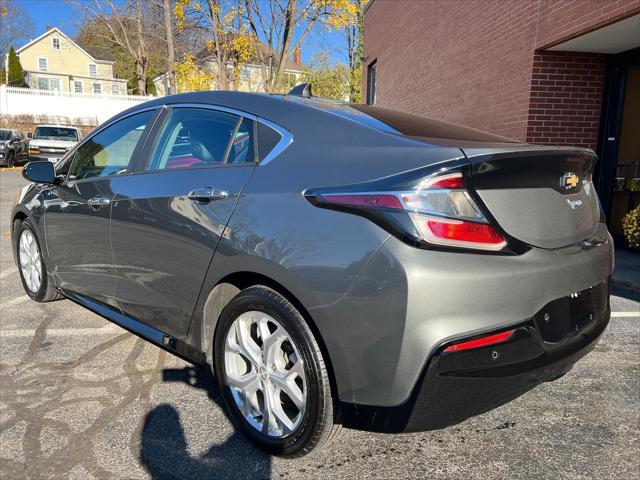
{"left": 443, "top": 329, "right": 514, "bottom": 353}
{"left": 306, "top": 169, "right": 507, "bottom": 252}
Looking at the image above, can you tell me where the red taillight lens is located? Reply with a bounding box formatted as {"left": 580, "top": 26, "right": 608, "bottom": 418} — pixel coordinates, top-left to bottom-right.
{"left": 320, "top": 194, "right": 403, "bottom": 209}
{"left": 443, "top": 330, "right": 514, "bottom": 353}
{"left": 427, "top": 218, "right": 505, "bottom": 245}
{"left": 307, "top": 170, "right": 507, "bottom": 252}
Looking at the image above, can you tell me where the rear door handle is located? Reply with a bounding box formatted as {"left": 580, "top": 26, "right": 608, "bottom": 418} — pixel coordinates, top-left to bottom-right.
{"left": 187, "top": 187, "right": 229, "bottom": 202}
{"left": 87, "top": 196, "right": 110, "bottom": 207}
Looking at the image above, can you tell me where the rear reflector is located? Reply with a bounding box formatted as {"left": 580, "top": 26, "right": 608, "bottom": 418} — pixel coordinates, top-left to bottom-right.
{"left": 427, "top": 219, "right": 505, "bottom": 245}
{"left": 443, "top": 330, "right": 514, "bottom": 353}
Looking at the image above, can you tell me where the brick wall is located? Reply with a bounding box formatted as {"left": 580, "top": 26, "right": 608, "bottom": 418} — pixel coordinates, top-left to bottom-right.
{"left": 364, "top": 0, "right": 640, "bottom": 147}
{"left": 526, "top": 51, "right": 606, "bottom": 150}
{"left": 535, "top": 0, "right": 640, "bottom": 49}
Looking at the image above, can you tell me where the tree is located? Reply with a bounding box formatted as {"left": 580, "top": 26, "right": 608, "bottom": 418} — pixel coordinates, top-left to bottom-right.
{"left": 0, "top": 0, "right": 34, "bottom": 64}
{"left": 162, "top": 0, "right": 177, "bottom": 95}
{"left": 242, "top": 0, "right": 357, "bottom": 92}
{"left": 344, "top": 0, "right": 365, "bottom": 102}
{"left": 76, "top": 12, "right": 169, "bottom": 96}
{"left": 173, "top": 0, "right": 255, "bottom": 91}
{"left": 302, "top": 53, "right": 349, "bottom": 100}
{"left": 71, "top": 0, "right": 155, "bottom": 95}
{"left": 7, "top": 46, "right": 27, "bottom": 87}
{"left": 175, "top": 53, "right": 215, "bottom": 92}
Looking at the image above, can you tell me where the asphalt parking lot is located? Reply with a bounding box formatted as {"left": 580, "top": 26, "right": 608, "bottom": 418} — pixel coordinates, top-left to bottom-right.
{"left": 0, "top": 168, "right": 638, "bottom": 480}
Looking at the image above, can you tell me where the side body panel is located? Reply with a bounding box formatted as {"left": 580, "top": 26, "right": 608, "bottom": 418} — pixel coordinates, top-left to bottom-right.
{"left": 43, "top": 176, "right": 130, "bottom": 303}
{"left": 110, "top": 165, "right": 255, "bottom": 339}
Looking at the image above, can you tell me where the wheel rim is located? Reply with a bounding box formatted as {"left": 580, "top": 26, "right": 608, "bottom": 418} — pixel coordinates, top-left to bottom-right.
{"left": 224, "top": 311, "right": 307, "bottom": 438}
{"left": 19, "top": 230, "right": 42, "bottom": 293}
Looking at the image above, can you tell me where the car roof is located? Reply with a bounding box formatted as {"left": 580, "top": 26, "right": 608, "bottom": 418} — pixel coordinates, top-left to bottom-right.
{"left": 114, "top": 90, "right": 516, "bottom": 144}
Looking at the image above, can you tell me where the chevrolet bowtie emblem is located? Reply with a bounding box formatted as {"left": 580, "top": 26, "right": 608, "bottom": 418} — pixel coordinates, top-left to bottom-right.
{"left": 561, "top": 172, "right": 579, "bottom": 190}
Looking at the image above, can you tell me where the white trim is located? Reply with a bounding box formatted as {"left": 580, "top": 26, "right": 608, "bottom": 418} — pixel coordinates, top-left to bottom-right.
{"left": 88, "top": 63, "right": 97, "bottom": 78}
{"left": 111, "top": 83, "right": 120, "bottom": 95}
{"left": 52, "top": 37, "right": 60, "bottom": 50}
{"left": 16, "top": 27, "right": 114, "bottom": 65}
{"left": 37, "top": 57, "right": 48, "bottom": 72}
{"left": 73, "top": 80, "right": 83, "bottom": 93}
{"left": 92, "top": 82, "right": 102, "bottom": 95}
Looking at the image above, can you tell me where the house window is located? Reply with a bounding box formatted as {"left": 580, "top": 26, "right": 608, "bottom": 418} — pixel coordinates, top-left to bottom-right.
{"left": 52, "top": 38, "right": 60, "bottom": 50}
{"left": 93, "top": 83, "right": 102, "bottom": 94}
{"left": 74, "top": 81, "right": 83, "bottom": 93}
{"left": 111, "top": 84, "right": 120, "bottom": 95}
{"left": 37, "top": 77, "right": 61, "bottom": 91}
{"left": 367, "top": 61, "right": 377, "bottom": 105}
{"left": 38, "top": 57, "right": 48, "bottom": 72}
{"left": 89, "top": 64, "right": 97, "bottom": 78}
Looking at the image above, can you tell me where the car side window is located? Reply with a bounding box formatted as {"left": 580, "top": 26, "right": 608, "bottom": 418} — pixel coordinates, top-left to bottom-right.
{"left": 68, "top": 110, "right": 155, "bottom": 181}
{"left": 145, "top": 107, "right": 256, "bottom": 171}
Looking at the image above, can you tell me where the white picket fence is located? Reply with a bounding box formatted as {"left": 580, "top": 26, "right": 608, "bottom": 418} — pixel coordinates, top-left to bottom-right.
{"left": 0, "top": 85, "right": 154, "bottom": 123}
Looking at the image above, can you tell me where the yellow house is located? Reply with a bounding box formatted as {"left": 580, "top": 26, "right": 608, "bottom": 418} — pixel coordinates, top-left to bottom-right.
{"left": 16, "top": 27, "right": 128, "bottom": 95}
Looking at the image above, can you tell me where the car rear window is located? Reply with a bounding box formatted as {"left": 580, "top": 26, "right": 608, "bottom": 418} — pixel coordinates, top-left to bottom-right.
{"left": 350, "top": 105, "right": 516, "bottom": 143}
{"left": 296, "top": 97, "right": 516, "bottom": 143}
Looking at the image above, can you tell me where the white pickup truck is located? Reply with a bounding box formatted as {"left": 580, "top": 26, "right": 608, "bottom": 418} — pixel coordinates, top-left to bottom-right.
{"left": 28, "top": 125, "right": 82, "bottom": 164}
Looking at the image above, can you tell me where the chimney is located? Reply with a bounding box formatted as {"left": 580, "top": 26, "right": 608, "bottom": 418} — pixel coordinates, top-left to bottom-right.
{"left": 294, "top": 48, "right": 302, "bottom": 66}
{"left": 46, "top": 25, "right": 54, "bottom": 32}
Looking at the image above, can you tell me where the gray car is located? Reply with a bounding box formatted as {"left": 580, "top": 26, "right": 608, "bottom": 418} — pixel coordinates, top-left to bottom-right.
{"left": 11, "top": 87, "right": 613, "bottom": 456}
{"left": 0, "top": 129, "right": 27, "bottom": 166}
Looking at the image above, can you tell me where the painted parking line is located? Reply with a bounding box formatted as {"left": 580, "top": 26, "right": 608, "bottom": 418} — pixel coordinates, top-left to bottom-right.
{"left": 0, "top": 323, "right": 122, "bottom": 338}
{"left": 611, "top": 311, "right": 640, "bottom": 317}
{"left": 0, "top": 267, "right": 17, "bottom": 279}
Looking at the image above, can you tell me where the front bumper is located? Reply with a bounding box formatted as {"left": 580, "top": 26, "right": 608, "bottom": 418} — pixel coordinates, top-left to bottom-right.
{"left": 341, "top": 279, "right": 610, "bottom": 433}
{"left": 28, "top": 155, "right": 64, "bottom": 163}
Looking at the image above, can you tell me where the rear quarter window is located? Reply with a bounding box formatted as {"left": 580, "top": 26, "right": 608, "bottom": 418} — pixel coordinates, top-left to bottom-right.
{"left": 257, "top": 122, "right": 282, "bottom": 163}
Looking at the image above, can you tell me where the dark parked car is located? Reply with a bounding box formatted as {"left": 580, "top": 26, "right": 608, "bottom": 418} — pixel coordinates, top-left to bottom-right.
{"left": 11, "top": 86, "right": 613, "bottom": 456}
{"left": 0, "top": 129, "right": 27, "bottom": 167}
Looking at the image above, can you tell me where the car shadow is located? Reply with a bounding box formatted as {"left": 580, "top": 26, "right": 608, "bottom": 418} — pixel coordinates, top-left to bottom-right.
{"left": 139, "top": 365, "right": 273, "bottom": 480}
{"left": 612, "top": 284, "right": 640, "bottom": 303}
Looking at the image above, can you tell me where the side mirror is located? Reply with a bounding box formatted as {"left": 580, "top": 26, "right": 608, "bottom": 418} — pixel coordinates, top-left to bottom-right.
{"left": 23, "top": 161, "right": 56, "bottom": 184}
{"left": 27, "top": 132, "right": 33, "bottom": 139}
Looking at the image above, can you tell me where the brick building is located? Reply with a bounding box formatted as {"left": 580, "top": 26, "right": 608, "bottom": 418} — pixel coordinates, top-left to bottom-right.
{"left": 363, "top": 0, "right": 640, "bottom": 242}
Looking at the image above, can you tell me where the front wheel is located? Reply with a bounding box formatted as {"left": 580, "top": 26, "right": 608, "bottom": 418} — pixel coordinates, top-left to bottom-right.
{"left": 213, "top": 285, "right": 340, "bottom": 456}
{"left": 15, "top": 219, "right": 63, "bottom": 302}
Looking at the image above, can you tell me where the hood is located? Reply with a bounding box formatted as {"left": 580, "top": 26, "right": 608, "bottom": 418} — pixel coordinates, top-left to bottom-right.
{"left": 29, "top": 139, "right": 77, "bottom": 148}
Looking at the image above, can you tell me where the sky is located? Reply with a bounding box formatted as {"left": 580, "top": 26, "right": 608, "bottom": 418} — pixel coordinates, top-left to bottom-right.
{"left": 14, "top": 0, "right": 348, "bottom": 66}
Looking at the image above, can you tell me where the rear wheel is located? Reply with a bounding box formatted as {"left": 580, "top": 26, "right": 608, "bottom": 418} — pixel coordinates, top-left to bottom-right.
{"left": 213, "top": 285, "right": 339, "bottom": 456}
{"left": 15, "top": 219, "right": 63, "bottom": 302}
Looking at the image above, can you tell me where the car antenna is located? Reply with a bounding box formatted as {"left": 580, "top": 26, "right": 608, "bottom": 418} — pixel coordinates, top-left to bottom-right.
{"left": 288, "top": 83, "right": 312, "bottom": 98}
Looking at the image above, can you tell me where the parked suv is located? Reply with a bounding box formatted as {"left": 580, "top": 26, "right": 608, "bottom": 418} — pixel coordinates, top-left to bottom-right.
{"left": 28, "top": 125, "right": 82, "bottom": 163}
{"left": 0, "top": 129, "right": 27, "bottom": 167}
{"left": 12, "top": 88, "right": 613, "bottom": 456}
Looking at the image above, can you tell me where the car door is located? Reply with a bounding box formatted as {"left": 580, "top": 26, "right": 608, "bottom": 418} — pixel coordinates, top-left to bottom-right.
{"left": 43, "top": 109, "right": 158, "bottom": 305}
{"left": 110, "top": 105, "right": 257, "bottom": 338}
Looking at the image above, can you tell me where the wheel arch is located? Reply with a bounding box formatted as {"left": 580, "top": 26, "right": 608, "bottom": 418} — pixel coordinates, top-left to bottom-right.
{"left": 199, "top": 271, "right": 340, "bottom": 403}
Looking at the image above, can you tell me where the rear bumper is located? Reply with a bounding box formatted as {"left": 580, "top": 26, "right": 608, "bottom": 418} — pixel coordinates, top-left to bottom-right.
{"left": 340, "top": 279, "right": 610, "bottom": 433}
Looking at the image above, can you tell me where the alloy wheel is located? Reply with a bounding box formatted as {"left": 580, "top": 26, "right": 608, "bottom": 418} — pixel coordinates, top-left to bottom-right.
{"left": 19, "top": 229, "right": 42, "bottom": 293}
{"left": 224, "top": 311, "right": 307, "bottom": 438}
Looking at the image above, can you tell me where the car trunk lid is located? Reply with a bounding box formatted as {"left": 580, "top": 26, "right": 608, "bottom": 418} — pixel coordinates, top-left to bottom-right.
{"left": 463, "top": 146, "right": 601, "bottom": 249}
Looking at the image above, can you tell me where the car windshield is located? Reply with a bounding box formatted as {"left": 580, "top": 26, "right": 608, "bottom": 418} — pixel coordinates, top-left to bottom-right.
{"left": 33, "top": 127, "right": 78, "bottom": 141}
{"left": 0, "top": 130, "right": 11, "bottom": 140}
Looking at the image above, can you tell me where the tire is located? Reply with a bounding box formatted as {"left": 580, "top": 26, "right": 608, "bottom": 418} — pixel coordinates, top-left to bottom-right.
{"left": 15, "top": 218, "right": 63, "bottom": 302}
{"left": 213, "top": 285, "right": 340, "bottom": 457}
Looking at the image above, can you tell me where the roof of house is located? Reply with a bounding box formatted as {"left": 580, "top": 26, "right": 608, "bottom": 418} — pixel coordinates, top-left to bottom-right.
{"left": 16, "top": 27, "right": 115, "bottom": 65}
